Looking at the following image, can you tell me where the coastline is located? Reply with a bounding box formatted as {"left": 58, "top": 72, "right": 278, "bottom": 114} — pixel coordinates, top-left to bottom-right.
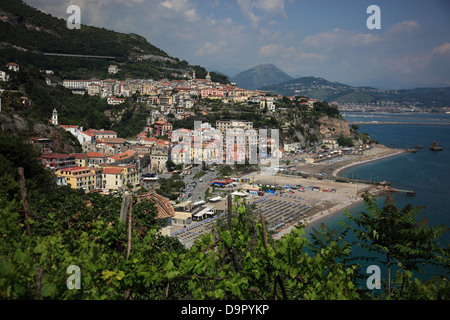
{"left": 332, "top": 147, "right": 407, "bottom": 178}
{"left": 274, "top": 146, "right": 407, "bottom": 240}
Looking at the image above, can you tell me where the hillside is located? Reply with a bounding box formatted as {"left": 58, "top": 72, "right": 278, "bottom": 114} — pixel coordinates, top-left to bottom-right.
{"left": 260, "top": 76, "right": 450, "bottom": 108}
{"left": 230, "top": 63, "right": 292, "bottom": 90}
{"left": 0, "top": 0, "right": 228, "bottom": 83}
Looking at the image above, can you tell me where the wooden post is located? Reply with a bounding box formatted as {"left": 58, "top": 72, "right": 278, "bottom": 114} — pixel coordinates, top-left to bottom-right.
{"left": 227, "top": 193, "right": 232, "bottom": 230}
{"left": 18, "top": 167, "right": 31, "bottom": 236}
{"left": 120, "top": 193, "right": 131, "bottom": 222}
{"left": 126, "top": 195, "right": 133, "bottom": 260}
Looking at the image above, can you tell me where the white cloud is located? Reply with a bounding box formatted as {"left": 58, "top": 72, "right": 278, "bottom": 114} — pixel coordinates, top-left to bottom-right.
{"left": 258, "top": 43, "right": 282, "bottom": 57}
{"left": 388, "top": 20, "right": 421, "bottom": 34}
{"left": 432, "top": 42, "right": 450, "bottom": 56}
{"left": 237, "top": 0, "right": 286, "bottom": 27}
{"left": 196, "top": 40, "right": 227, "bottom": 56}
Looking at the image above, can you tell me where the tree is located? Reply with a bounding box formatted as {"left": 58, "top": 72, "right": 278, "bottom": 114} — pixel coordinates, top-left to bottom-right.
{"left": 342, "top": 192, "right": 449, "bottom": 298}
{"left": 165, "top": 160, "right": 176, "bottom": 172}
{"left": 337, "top": 135, "right": 354, "bottom": 147}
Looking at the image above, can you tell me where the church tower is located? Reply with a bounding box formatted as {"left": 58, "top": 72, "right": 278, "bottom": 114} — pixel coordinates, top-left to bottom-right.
{"left": 51, "top": 108, "right": 58, "bottom": 125}
{"left": 205, "top": 72, "right": 211, "bottom": 81}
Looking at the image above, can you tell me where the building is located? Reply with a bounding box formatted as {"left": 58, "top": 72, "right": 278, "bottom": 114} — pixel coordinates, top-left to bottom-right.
{"left": 70, "top": 153, "right": 87, "bottom": 167}
{"left": 51, "top": 108, "right": 58, "bottom": 125}
{"left": 216, "top": 120, "right": 253, "bottom": 133}
{"left": 323, "top": 138, "right": 339, "bottom": 150}
{"left": 101, "top": 164, "right": 139, "bottom": 190}
{"left": 0, "top": 71, "right": 9, "bottom": 82}
{"left": 30, "top": 137, "right": 52, "bottom": 154}
{"left": 154, "top": 121, "right": 172, "bottom": 136}
{"left": 107, "top": 96, "right": 126, "bottom": 105}
{"left": 108, "top": 150, "right": 136, "bottom": 165}
{"left": 87, "top": 83, "right": 101, "bottom": 96}
{"left": 260, "top": 97, "right": 275, "bottom": 112}
{"left": 6, "top": 63, "right": 19, "bottom": 72}
{"left": 86, "top": 152, "right": 109, "bottom": 166}
{"left": 56, "top": 167, "right": 97, "bottom": 192}
{"left": 150, "top": 143, "right": 169, "bottom": 173}
{"left": 84, "top": 129, "right": 118, "bottom": 139}
{"left": 108, "top": 65, "right": 119, "bottom": 74}
{"left": 41, "top": 153, "right": 76, "bottom": 170}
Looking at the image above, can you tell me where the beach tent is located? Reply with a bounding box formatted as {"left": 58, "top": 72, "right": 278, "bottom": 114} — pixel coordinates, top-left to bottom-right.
{"left": 208, "top": 196, "right": 222, "bottom": 202}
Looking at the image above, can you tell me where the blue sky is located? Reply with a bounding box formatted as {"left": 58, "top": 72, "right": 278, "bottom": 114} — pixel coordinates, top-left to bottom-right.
{"left": 25, "top": 0, "right": 450, "bottom": 89}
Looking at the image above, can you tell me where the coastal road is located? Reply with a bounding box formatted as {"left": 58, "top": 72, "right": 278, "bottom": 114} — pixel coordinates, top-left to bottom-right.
{"left": 180, "top": 168, "right": 217, "bottom": 202}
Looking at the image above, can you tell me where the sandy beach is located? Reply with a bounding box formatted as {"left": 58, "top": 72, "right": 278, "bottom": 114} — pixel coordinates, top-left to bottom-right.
{"left": 258, "top": 145, "right": 407, "bottom": 239}
{"left": 282, "top": 144, "right": 407, "bottom": 178}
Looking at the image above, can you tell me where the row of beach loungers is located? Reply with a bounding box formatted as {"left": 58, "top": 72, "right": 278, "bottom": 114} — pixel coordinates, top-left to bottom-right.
{"left": 253, "top": 196, "right": 313, "bottom": 232}
{"left": 171, "top": 193, "right": 313, "bottom": 247}
{"left": 171, "top": 212, "right": 225, "bottom": 248}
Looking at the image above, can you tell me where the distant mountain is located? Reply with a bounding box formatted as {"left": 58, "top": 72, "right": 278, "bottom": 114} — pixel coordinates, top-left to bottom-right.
{"left": 230, "top": 64, "right": 292, "bottom": 90}
{"left": 260, "top": 76, "right": 450, "bottom": 108}
{"left": 0, "top": 0, "right": 228, "bottom": 83}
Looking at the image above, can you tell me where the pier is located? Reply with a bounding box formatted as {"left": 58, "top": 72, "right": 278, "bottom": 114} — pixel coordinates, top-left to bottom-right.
{"left": 349, "top": 121, "right": 450, "bottom": 126}
{"left": 386, "top": 188, "right": 416, "bottom": 196}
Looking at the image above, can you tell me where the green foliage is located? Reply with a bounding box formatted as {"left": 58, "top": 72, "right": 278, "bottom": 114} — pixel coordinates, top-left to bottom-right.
{"left": 337, "top": 135, "right": 354, "bottom": 147}
{"left": 1, "top": 63, "right": 112, "bottom": 130}
{"left": 342, "top": 193, "right": 449, "bottom": 298}
{"left": 111, "top": 103, "right": 148, "bottom": 138}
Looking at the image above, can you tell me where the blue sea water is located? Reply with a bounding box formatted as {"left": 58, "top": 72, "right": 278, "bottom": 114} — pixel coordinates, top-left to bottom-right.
{"left": 304, "top": 113, "right": 450, "bottom": 287}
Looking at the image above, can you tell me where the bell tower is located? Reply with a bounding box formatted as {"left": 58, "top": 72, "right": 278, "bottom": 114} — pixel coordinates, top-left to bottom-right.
{"left": 52, "top": 108, "right": 58, "bottom": 125}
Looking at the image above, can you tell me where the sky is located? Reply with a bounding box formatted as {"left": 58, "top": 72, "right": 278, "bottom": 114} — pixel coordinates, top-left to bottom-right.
{"left": 24, "top": 0, "right": 450, "bottom": 89}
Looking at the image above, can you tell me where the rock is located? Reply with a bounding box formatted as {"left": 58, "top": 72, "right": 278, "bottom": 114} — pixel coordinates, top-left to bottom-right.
{"left": 319, "top": 115, "right": 351, "bottom": 137}
{"left": 429, "top": 140, "right": 443, "bottom": 151}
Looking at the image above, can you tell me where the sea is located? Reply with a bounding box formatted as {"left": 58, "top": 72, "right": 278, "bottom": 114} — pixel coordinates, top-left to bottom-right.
{"left": 304, "top": 112, "right": 450, "bottom": 288}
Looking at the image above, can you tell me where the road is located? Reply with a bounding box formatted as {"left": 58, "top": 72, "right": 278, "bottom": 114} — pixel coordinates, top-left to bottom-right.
{"left": 179, "top": 167, "right": 217, "bottom": 202}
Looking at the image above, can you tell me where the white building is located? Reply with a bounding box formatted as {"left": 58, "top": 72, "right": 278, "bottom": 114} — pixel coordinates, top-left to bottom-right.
{"left": 6, "top": 63, "right": 19, "bottom": 72}
{"left": 108, "top": 65, "right": 119, "bottom": 74}
{"left": 51, "top": 108, "right": 58, "bottom": 125}
{"left": 0, "top": 71, "right": 9, "bottom": 82}
{"left": 260, "top": 97, "right": 275, "bottom": 112}
{"left": 107, "top": 96, "right": 126, "bottom": 105}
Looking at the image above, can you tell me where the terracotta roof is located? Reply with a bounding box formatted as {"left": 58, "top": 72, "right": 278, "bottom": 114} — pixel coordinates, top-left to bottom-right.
{"left": 70, "top": 153, "right": 87, "bottom": 159}
{"left": 41, "top": 153, "right": 74, "bottom": 159}
{"left": 87, "top": 152, "right": 106, "bottom": 158}
{"left": 59, "top": 166, "right": 90, "bottom": 172}
{"left": 136, "top": 192, "right": 175, "bottom": 219}
{"left": 102, "top": 167, "right": 124, "bottom": 174}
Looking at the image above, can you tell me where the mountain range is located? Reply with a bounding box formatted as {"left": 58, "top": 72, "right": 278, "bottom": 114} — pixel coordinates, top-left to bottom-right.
{"left": 259, "top": 76, "right": 450, "bottom": 108}
{"left": 230, "top": 63, "right": 292, "bottom": 90}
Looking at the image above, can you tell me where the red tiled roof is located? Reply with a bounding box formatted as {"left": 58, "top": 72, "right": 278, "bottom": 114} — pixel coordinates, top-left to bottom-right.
{"left": 136, "top": 192, "right": 175, "bottom": 219}
{"left": 59, "top": 166, "right": 90, "bottom": 172}
{"left": 102, "top": 168, "right": 124, "bottom": 174}
{"left": 87, "top": 152, "right": 106, "bottom": 158}
{"left": 41, "top": 153, "right": 74, "bottom": 159}
{"left": 70, "top": 153, "right": 87, "bottom": 159}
